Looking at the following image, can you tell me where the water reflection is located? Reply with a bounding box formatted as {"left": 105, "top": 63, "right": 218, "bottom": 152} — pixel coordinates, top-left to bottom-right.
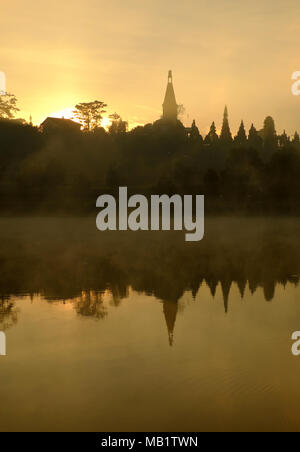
{"left": 0, "top": 297, "right": 18, "bottom": 330}
{"left": 0, "top": 217, "right": 299, "bottom": 347}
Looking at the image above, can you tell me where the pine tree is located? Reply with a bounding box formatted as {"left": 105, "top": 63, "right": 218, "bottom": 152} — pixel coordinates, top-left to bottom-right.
{"left": 190, "top": 119, "right": 202, "bottom": 141}
{"left": 234, "top": 120, "right": 247, "bottom": 145}
{"left": 204, "top": 121, "right": 218, "bottom": 144}
{"left": 278, "top": 130, "right": 289, "bottom": 147}
{"left": 292, "top": 131, "right": 300, "bottom": 150}
{"left": 248, "top": 124, "right": 262, "bottom": 148}
{"left": 293, "top": 131, "right": 300, "bottom": 145}
{"left": 220, "top": 105, "right": 232, "bottom": 143}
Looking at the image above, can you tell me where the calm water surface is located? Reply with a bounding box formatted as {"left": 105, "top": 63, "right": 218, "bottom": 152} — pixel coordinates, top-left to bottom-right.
{"left": 1, "top": 217, "right": 300, "bottom": 432}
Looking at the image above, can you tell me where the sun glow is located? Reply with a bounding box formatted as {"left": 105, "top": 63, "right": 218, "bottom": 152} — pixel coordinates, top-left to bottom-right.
{"left": 101, "top": 117, "right": 112, "bottom": 129}
{"left": 40, "top": 107, "right": 138, "bottom": 131}
{"left": 47, "top": 107, "right": 78, "bottom": 122}
{"left": 48, "top": 107, "right": 112, "bottom": 127}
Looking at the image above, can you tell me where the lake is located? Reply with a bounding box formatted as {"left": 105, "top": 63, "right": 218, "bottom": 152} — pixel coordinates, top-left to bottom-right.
{"left": 0, "top": 217, "right": 300, "bottom": 432}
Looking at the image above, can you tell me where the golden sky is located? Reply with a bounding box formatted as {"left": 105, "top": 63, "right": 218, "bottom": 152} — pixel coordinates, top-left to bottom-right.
{"left": 1, "top": 0, "right": 300, "bottom": 134}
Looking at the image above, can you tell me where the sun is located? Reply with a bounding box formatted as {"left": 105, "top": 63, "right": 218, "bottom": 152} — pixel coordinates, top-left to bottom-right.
{"left": 101, "top": 117, "right": 112, "bottom": 129}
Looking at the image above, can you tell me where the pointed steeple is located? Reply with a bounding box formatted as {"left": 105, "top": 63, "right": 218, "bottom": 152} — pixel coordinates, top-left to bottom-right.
{"left": 162, "top": 70, "right": 178, "bottom": 123}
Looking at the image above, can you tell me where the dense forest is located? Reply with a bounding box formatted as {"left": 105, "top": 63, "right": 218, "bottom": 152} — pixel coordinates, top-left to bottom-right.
{"left": 1, "top": 94, "right": 300, "bottom": 214}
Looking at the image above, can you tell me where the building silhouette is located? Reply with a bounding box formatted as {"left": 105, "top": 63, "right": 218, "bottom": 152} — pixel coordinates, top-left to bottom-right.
{"left": 162, "top": 70, "right": 178, "bottom": 123}
{"left": 40, "top": 117, "right": 81, "bottom": 134}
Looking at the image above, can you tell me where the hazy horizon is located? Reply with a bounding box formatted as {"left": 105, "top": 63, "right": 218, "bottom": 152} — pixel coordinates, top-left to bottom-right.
{"left": 1, "top": 0, "right": 300, "bottom": 134}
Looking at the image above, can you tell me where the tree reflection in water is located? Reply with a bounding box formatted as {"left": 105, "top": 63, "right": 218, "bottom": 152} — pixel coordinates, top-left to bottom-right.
{"left": 0, "top": 217, "right": 299, "bottom": 344}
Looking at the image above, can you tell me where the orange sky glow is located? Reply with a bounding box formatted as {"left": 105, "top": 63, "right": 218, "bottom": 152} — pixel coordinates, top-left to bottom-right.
{"left": 1, "top": 0, "right": 300, "bottom": 134}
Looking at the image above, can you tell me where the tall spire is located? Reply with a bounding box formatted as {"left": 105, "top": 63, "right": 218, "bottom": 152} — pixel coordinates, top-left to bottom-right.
{"left": 162, "top": 70, "right": 178, "bottom": 123}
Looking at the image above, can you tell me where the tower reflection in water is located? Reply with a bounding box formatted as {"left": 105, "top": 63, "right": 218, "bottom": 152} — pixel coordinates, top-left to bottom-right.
{"left": 0, "top": 217, "right": 299, "bottom": 347}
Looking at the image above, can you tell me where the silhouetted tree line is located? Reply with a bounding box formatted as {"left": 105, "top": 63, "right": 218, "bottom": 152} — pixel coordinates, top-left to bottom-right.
{"left": 1, "top": 98, "right": 300, "bottom": 214}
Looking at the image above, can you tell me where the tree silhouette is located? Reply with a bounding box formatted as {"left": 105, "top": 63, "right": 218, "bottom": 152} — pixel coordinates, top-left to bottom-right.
{"left": 1, "top": 90, "right": 300, "bottom": 216}
{"left": 0, "top": 93, "right": 19, "bottom": 119}
{"left": 263, "top": 116, "right": 276, "bottom": 139}
{"left": 204, "top": 168, "right": 220, "bottom": 196}
{"left": 234, "top": 120, "right": 247, "bottom": 145}
{"left": 73, "top": 100, "right": 107, "bottom": 131}
{"left": 263, "top": 116, "right": 277, "bottom": 149}
{"left": 292, "top": 131, "right": 300, "bottom": 147}
{"left": 109, "top": 112, "right": 128, "bottom": 134}
{"left": 204, "top": 121, "right": 218, "bottom": 144}
{"left": 190, "top": 119, "right": 201, "bottom": 141}
{"left": 220, "top": 105, "right": 232, "bottom": 143}
{"left": 278, "top": 130, "right": 290, "bottom": 148}
{"left": 109, "top": 112, "right": 120, "bottom": 122}
{"left": 248, "top": 123, "right": 262, "bottom": 149}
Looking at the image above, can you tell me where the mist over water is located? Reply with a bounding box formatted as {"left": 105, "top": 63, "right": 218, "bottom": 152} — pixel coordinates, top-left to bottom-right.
{"left": 2, "top": 0, "right": 300, "bottom": 434}
{"left": 0, "top": 217, "right": 300, "bottom": 431}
